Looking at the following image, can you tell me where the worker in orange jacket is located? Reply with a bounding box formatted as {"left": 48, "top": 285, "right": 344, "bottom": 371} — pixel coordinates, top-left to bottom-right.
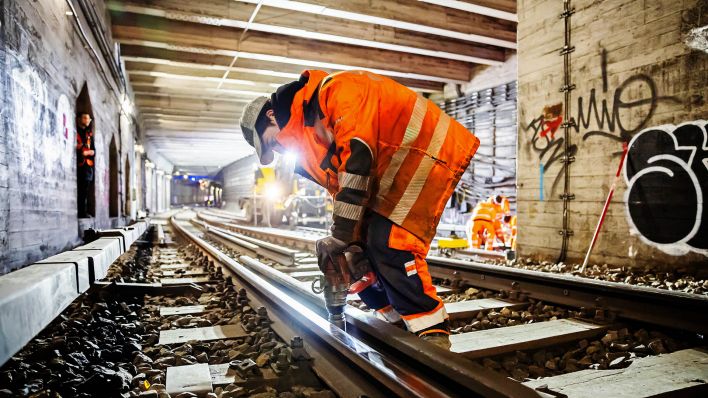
{"left": 240, "top": 70, "right": 479, "bottom": 349}
{"left": 470, "top": 197, "right": 506, "bottom": 250}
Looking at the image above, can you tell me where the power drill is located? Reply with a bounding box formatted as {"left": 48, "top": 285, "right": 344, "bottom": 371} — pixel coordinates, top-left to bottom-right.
{"left": 312, "top": 244, "right": 376, "bottom": 328}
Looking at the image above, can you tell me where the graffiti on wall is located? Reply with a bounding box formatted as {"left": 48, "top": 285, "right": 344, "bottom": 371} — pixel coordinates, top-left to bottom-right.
{"left": 9, "top": 55, "right": 74, "bottom": 178}
{"left": 522, "top": 49, "right": 681, "bottom": 193}
{"left": 10, "top": 61, "right": 48, "bottom": 175}
{"left": 624, "top": 121, "right": 708, "bottom": 256}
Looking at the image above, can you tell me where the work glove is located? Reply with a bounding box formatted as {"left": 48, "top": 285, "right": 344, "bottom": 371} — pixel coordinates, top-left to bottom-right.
{"left": 315, "top": 236, "right": 348, "bottom": 274}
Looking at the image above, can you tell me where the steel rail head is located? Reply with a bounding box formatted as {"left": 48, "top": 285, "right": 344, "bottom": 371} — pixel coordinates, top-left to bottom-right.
{"left": 235, "top": 256, "right": 540, "bottom": 398}
{"left": 427, "top": 255, "right": 708, "bottom": 334}
{"left": 170, "top": 217, "right": 461, "bottom": 398}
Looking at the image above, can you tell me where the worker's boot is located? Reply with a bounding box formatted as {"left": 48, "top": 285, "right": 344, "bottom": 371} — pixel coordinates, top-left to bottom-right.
{"left": 419, "top": 332, "right": 452, "bottom": 350}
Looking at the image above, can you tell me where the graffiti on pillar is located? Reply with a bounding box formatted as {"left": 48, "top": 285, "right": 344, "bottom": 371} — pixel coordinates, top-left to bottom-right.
{"left": 522, "top": 49, "right": 681, "bottom": 193}
{"left": 624, "top": 121, "right": 708, "bottom": 256}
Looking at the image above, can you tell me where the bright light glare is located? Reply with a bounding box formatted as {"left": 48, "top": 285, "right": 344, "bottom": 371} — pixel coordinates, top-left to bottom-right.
{"left": 283, "top": 151, "right": 298, "bottom": 163}
{"left": 265, "top": 183, "right": 281, "bottom": 201}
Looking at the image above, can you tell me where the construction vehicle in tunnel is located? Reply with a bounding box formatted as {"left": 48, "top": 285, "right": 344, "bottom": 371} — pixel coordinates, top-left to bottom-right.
{"left": 238, "top": 156, "right": 332, "bottom": 227}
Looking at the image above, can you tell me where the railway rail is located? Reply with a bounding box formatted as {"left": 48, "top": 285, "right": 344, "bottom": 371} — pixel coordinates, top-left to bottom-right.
{"left": 193, "top": 209, "right": 708, "bottom": 397}
{"left": 1, "top": 210, "right": 707, "bottom": 397}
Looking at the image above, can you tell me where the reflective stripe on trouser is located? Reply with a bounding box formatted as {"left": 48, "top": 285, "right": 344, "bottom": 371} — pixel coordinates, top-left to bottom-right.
{"left": 357, "top": 212, "right": 447, "bottom": 333}
{"left": 472, "top": 219, "right": 503, "bottom": 250}
{"left": 375, "top": 305, "right": 402, "bottom": 323}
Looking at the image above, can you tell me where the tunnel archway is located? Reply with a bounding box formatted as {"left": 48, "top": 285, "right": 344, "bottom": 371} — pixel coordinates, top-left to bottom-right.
{"left": 75, "top": 83, "right": 95, "bottom": 217}
{"left": 109, "top": 135, "right": 119, "bottom": 218}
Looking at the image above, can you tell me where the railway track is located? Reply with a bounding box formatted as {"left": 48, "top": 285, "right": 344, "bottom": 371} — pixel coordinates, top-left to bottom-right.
{"left": 1, "top": 210, "right": 706, "bottom": 397}
{"left": 193, "top": 209, "right": 708, "bottom": 397}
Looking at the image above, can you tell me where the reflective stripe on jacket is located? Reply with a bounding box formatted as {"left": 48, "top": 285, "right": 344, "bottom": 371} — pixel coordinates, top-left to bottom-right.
{"left": 471, "top": 201, "right": 499, "bottom": 223}
{"left": 276, "top": 70, "right": 480, "bottom": 243}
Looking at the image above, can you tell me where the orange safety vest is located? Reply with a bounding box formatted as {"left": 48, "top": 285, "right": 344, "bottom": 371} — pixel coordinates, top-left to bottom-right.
{"left": 471, "top": 201, "right": 499, "bottom": 223}
{"left": 76, "top": 128, "right": 94, "bottom": 167}
{"left": 275, "top": 70, "right": 480, "bottom": 243}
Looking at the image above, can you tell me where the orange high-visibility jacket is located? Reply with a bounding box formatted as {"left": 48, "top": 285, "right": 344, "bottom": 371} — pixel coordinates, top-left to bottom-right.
{"left": 275, "top": 70, "right": 480, "bottom": 243}
{"left": 471, "top": 201, "right": 499, "bottom": 223}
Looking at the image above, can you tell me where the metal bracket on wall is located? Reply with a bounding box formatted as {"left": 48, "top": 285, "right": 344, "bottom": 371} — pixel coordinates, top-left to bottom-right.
{"left": 559, "top": 83, "right": 576, "bottom": 92}
{"left": 559, "top": 46, "right": 575, "bottom": 55}
{"left": 559, "top": 193, "right": 576, "bottom": 201}
{"left": 560, "top": 155, "right": 576, "bottom": 164}
{"left": 560, "top": 8, "right": 575, "bottom": 18}
{"left": 558, "top": 229, "right": 574, "bottom": 237}
{"left": 560, "top": 119, "right": 576, "bottom": 128}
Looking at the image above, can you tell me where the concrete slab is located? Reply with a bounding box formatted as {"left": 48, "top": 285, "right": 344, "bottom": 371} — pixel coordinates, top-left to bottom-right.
{"left": 97, "top": 229, "right": 130, "bottom": 251}
{"left": 72, "top": 238, "right": 122, "bottom": 281}
{"left": 0, "top": 263, "right": 78, "bottom": 365}
{"left": 209, "top": 363, "right": 236, "bottom": 385}
{"left": 166, "top": 363, "right": 212, "bottom": 396}
{"left": 160, "top": 263, "right": 192, "bottom": 270}
{"left": 159, "top": 325, "right": 247, "bottom": 345}
{"left": 523, "top": 348, "right": 708, "bottom": 398}
{"left": 159, "top": 305, "right": 207, "bottom": 316}
{"left": 451, "top": 319, "right": 608, "bottom": 359}
{"left": 445, "top": 298, "right": 526, "bottom": 320}
{"left": 35, "top": 252, "right": 91, "bottom": 293}
{"left": 161, "top": 269, "right": 208, "bottom": 277}
{"left": 160, "top": 277, "right": 211, "bottom": 285}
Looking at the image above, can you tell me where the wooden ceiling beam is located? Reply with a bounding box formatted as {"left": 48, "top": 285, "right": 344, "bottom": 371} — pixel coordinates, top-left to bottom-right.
{"left": 121, "top": 45, "right": 444, "bottom": 93}
{"left": 110, "top": 11, "right": 474, "bottom": 83}
{"left": 127, "top": 70, "right": 278, "bottom": 93}
{"left": 108, "top": 0, "right": 508, "bottom": 61}
{"left": 417, "top": 0, "right": 516, "bottom": 21}
{"left": 135, "top": 94, "right": 246, "bottom": 113}
{"left": 237, "top": 0, "right": 516, "bottom": 45}
{"left": 125, "top": 61, "right": 292, "bottom": 85}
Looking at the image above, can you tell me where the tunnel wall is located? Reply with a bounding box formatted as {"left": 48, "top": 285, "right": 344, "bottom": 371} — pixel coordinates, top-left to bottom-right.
{"left": 516, "top": 0, "right": 707, "bottom": 269}
{"left": 0, "top": 0, "right": 143, "bottom": 273}
{"left": 219, "top": 154, "right": 258, "bottom": 210}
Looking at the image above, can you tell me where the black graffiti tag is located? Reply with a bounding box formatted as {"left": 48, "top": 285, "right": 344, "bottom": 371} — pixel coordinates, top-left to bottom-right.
{"left": 523, "top": 115, "right": 578, "bottom": 193}
{"left": 522, "top": 49, "right": 681, "bottom": 194}
{"left": 624, "top": 121, "right": 708, "bottom": 254}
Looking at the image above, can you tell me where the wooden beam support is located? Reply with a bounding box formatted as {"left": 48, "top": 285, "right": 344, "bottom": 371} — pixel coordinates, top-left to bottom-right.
{"left": 110, "top": 11, "right": 473, "bottom": 82}
{"left": 418, "top": 0, "right": 517, "bottom": 22}
{"left": 108, "top": 0, "right": 507, "bottom": 61}
{"left": 136, "top": 94, "right": 246, "bottom": 113}
{"left": 237, "top": 0, "right": 516, "bottom": 44}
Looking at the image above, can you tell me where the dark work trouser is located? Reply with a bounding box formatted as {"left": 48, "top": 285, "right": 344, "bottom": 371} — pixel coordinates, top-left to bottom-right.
{"left": 358, "top": 212, "right": 449, "bottom": 334}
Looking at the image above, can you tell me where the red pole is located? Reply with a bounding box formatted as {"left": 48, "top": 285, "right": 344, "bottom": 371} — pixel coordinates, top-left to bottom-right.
{"left": 581, "top": 142, "right": 629, "bottom": 272}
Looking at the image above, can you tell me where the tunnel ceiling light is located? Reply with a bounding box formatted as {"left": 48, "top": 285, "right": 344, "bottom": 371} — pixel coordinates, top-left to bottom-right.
{"left": 65, "top": 11, "right": 74, "bottom": 16}
{"left": 237, "top": 0, "right": 516, "bottom": 49}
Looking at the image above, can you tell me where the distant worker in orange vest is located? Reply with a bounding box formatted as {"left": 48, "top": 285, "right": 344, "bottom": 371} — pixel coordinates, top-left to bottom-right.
{"left": 470, "top": 196, "right": 507, "bottom": 250}
{"left": 487, "top": 194, "right": 510, "bottom": 215}
{"left": 240, "top": 70, "right": 480, "bottom": 349}
{"left": 76, "top": 112, "right": 95, "bottom": 218}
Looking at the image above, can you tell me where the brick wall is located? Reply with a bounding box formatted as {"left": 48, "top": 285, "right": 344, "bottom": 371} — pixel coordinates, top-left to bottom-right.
{"left": 0, "top": 1, "right": 149, "bottom": 273}
{"left": 517, "top": 0, "right": 707, "bottom": 269}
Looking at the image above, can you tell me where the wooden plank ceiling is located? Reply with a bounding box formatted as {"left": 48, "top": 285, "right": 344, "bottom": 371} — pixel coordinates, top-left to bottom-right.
{"left": 108, "top": 0, "right": 517, "bottom": 174}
